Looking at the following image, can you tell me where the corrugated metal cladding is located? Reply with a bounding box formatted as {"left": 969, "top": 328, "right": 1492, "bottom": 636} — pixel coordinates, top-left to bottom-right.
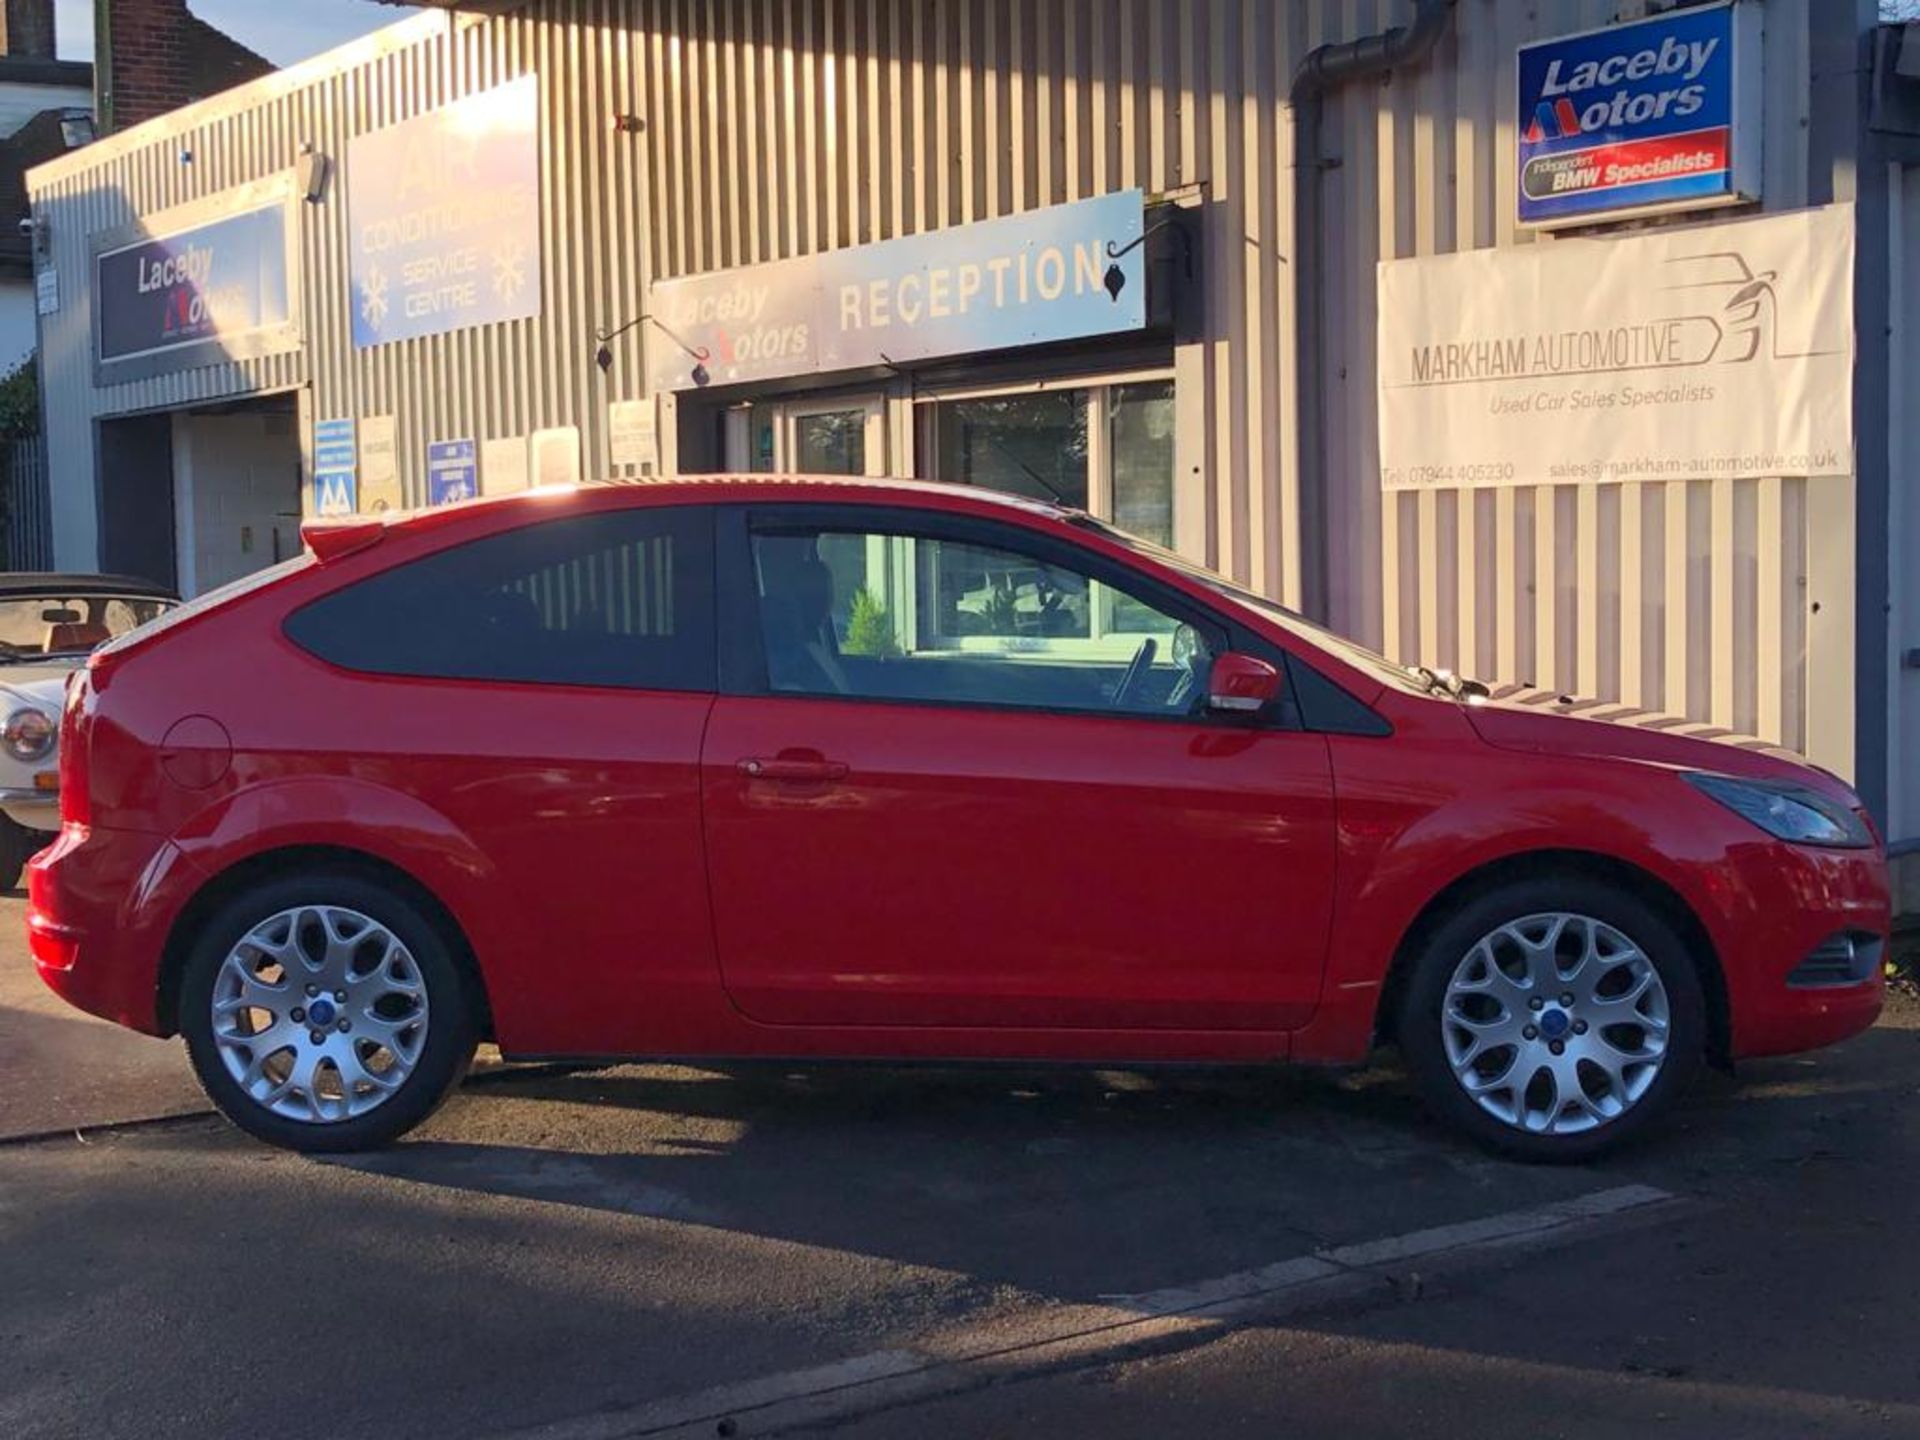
{"left": 26, "top": 0, "right": 1863, "bottom": 774}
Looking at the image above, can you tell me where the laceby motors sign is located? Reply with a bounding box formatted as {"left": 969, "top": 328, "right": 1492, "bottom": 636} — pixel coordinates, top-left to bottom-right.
{"left": 1517, "top": 2, "right": 1761, "bottom": 227}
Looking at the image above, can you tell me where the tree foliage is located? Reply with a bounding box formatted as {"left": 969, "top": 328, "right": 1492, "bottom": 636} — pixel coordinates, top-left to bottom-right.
{"left": 0, "top": 356, "right": 40, "bottom": 439}
{"left": 843, "top": 587, "right": 901, "bottom": 658}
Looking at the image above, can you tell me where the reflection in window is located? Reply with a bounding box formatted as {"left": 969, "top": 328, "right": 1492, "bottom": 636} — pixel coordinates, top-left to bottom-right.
{"left": 932, "top": 392, "right": 1089, "bottom": 508}
{"left": 921, "top": 380, "right": 1176, "bottom": 549}
{"left": 1111, "top": 382, "right": 1175, "bottom": 547}
{"left": 750, "top": 525, "right": 1210, "bottom": 718}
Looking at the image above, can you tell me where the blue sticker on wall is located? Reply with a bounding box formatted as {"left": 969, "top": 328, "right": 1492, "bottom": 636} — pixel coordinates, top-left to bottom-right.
{"left": 427, "top": 438, "right": 478, "bottom": 506}
{"left": 312, "top": 417, "right": 357, "bottom": 517}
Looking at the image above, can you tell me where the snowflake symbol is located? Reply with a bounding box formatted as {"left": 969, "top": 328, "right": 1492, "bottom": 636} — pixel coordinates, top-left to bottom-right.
{"left": 492, "top": 243, "right": 528, "bottom": 302}
{"left": 359, "top": 266, "right": 390, "bottom": 330}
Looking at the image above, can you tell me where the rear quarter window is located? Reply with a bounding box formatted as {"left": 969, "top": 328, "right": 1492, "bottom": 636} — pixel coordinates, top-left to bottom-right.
{"left": 284, "top": 506, "right": 715, "bottom": 691}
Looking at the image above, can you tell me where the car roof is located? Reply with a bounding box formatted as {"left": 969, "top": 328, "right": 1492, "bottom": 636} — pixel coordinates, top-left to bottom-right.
{"left": 354, "top": 474, "right": 1086, "bottom": 543}
{"left": 0, "top": 572, "right": 176, "bottom": 599}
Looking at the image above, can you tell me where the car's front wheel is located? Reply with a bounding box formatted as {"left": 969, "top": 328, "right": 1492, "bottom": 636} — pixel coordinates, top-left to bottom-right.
{"left": 1399, "top": 878, "right": 1705, "bottom": 1161}
{"left": 179, "top": 871, "right": 478, "bottom": 1153}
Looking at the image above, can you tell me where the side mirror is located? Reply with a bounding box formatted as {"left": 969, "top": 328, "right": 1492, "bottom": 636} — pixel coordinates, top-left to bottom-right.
{"left": 1206, "top": 651, "right": 1283, "bottom": 714}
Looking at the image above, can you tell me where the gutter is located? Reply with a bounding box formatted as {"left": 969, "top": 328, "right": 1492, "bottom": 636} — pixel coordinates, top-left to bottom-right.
{"left": 1290, "top": 0, "right": 1456, "bottom": 618}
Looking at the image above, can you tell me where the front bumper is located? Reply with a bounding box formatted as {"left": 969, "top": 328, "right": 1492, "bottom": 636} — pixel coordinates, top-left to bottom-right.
{"left": 1717, "top": 840, "right": 1889, "bottom": 1061}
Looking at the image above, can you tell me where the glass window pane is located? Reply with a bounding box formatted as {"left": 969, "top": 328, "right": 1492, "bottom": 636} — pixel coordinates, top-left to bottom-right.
{"left": 932, "top": 392, "right": 1089, "bottom": 509}
{"left": 793, "top": 409, "right": 867, "bottom": 474}
{"left": 750, "top": 524, "right": 1210, "bottom": 717}
{"left": 286, "top": 508, "right": 715, "bottom": 691}
{"left": 1109, "top": 380, "right": 1176, "bottom": 547}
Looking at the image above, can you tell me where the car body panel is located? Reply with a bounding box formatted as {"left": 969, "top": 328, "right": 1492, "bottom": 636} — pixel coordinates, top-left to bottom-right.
{"left": 702, "top": 694, "right": 1336, "bottom": 1030}
{"left": 26, "top": 477, "right": 1889, "bottom": 1075}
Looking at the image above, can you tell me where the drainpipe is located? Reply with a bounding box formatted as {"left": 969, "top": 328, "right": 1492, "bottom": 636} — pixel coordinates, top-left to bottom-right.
{"left": 1290, "top": 0, "right": 1456, "bottom": 620}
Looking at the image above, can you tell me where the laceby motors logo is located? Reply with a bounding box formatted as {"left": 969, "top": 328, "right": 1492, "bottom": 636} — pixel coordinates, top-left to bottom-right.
{"left": 1517, "top": 4, "right": 1756, "bottom": 226}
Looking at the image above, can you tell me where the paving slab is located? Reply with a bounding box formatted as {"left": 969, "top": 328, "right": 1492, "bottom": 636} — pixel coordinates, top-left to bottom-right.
{"left": 0, "top": 894, "right": 207, "bottom": 1139}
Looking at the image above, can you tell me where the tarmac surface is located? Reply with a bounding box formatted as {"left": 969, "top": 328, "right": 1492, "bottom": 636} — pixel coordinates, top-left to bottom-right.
{"left": 4, "top": 890, "right": 1916, "bottom": 1439}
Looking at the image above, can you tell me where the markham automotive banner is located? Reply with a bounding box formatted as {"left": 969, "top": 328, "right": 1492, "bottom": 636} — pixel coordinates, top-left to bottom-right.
{"left": 1517, "top": 1, "right": 1760, "bottom": 228}
{"left": 348, "top": 75, "right": 541, "bottom": 347}
{"left": 1376, "top": 204, "right": 1853, "bottom": 493}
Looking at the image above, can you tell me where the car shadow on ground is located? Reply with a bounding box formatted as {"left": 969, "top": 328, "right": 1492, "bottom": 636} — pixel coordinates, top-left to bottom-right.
{"left": 316, "top": 1015, "right": 1916, "bottom": 1303}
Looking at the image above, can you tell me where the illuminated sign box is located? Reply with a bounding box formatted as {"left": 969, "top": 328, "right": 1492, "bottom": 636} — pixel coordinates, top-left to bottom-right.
{"left": 1516, "top": 1, "right": 1762, "bottom": 229}
{"left": 645, "top": 190, "right": 1148, "bottom": 393}
{"left": 91, "top": 174, "right": 301, "bottom": 384}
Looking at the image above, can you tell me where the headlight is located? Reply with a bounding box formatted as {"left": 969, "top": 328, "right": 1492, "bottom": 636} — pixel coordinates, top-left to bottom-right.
{"left": 1684, "top": 772, "right": 1873, "bottom": 848}
{"left": 2, "top": 707, "right": 54, "bottom": 762}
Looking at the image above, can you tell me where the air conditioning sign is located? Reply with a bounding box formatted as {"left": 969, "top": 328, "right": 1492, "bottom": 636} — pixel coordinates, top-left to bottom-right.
{"left": 1517, "top": 2, "right": 1761, "bottom": 228}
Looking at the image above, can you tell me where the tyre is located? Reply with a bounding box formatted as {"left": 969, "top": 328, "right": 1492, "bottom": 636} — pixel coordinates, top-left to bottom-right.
{"left": 0, "top": 814, "right": 45, "bottom": 890}
{"left": 179, "top": 871, "right": 479, "bottom": 1153}
{"left": 1399, "top": 877, "right": 1705, "bottom": 1162}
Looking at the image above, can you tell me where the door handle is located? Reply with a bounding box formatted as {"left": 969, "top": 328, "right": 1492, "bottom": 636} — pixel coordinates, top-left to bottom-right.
{"left": 737, "top": 756, "right": 849, "bottom": 783}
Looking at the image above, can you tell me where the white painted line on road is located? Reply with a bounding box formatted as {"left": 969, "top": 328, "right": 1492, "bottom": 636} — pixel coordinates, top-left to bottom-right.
{"left": 1312, "top": 1182, "right": 1674, "bottom": 1270}
{"left": 494, "top": 1183, "right": 1682, "bottom": 1440}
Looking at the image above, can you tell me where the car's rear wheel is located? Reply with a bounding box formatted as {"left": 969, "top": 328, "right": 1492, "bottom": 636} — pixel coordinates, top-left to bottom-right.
{"left": 1399, "top": 877, "right": 1705, "bottom": 1161}
{"left": 179, "top": 872, "right": 478, "bottom": 1153}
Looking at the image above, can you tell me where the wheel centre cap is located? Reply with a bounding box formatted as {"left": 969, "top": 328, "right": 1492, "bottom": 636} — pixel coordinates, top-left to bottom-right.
{"left": 307, "top": 997, "right": 337, "bottom": 1028}
{"left": 1538, "top": 1007, "right": 1572, "bottom": 1040}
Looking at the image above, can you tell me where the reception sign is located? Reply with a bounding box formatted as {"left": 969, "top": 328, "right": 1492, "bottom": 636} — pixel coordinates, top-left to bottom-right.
{"left": 348, "top": 76, "right": 541, "bottom": 347}
{"left": 1517, "top": 2, "right": 1761, "bottom": 227}
{"left": 94, "top": 198, "right": 296, "bottom": 379}
{"left": 646, "top": 190, "right": 1147, "bottom": 391}
{"left": 1377, "top": 204, "right": 1853, "bottom": 491}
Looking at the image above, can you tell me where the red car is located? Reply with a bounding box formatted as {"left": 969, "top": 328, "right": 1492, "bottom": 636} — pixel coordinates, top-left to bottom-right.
{"left": 28, "top": 478, "right": 1887, "bottom": 1160}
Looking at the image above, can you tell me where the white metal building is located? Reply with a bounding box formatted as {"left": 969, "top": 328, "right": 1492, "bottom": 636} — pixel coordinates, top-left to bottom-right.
{"left": 19, "top": 0, "right": 1920, "bottom": 877}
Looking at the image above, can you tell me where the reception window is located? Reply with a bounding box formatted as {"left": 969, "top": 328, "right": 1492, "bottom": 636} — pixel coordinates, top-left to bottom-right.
{"left": 916, "top": 376, "right": 1176, "bottom": 548}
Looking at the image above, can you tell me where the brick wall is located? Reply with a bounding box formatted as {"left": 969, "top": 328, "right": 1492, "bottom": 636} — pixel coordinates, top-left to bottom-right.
{"left": 0, "top": 0, "right": 56, "bottom": 59}
{"left": 100, "top": 0, "right": 272, "bottom": 133}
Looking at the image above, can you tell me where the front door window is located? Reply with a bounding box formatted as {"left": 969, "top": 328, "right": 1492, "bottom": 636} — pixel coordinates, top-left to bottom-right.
{"left": 749, "top": 522, "right": 1212, "bottom": 717}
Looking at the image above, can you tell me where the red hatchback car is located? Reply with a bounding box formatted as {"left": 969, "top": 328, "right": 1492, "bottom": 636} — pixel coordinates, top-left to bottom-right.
{"left": 29, "top": 478, "right": 1888, "bottom": 1160}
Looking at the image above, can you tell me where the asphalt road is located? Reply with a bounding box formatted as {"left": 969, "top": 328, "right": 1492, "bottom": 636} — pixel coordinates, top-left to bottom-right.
{"left": 3, "top": 891, "right": 1917, "bottom": 1440}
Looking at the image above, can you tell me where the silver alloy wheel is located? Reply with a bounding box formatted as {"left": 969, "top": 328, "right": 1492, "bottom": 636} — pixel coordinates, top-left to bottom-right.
{"left": 210, "top": 905, "right": 430, "bottom": 1123}
{"left": 1441, "top": 911, "right": 1671, "bottom": 1136}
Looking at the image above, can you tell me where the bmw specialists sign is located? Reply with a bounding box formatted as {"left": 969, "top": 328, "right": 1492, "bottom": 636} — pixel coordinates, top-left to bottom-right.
{"left": 1517, "top": 2, "right": 1761, "bottom": 228}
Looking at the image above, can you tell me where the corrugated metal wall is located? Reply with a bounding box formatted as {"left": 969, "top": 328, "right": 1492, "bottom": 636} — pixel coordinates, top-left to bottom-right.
{"left": 1324, "top": 0, "right": 1853, "bottom": 772}
{"left": 27, "top": 0, "right": 1861, "bottom": 771}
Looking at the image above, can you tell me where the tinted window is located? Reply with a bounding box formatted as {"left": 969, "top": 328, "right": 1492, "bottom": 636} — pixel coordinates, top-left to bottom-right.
{"left": 749, "top": 523, "right": 1212, "bottom": 717}
{"left": 287, "top": 507, "right": 714, "bottom": 691}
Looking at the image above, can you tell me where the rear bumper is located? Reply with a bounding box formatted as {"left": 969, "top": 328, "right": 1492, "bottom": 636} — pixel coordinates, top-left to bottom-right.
{"left": 27, "top": 823, "right": 201, "bottom": 1036}
{"left": 1717, "top": 841, "right": 1889, "bottom": 1061}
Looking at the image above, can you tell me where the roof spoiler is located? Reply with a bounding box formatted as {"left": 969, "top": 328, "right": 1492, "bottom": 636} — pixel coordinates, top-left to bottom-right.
{"left": 301, "top": 519, "right": 386, "bottom": 563}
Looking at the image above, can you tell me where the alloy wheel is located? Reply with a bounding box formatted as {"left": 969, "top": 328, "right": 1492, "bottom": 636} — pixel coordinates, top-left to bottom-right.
{"left": 209, "top": 905, "right": 430, "bottom": 1123}
{"left": 1441, "top": 911, "right": 1670, "bottom": 1136}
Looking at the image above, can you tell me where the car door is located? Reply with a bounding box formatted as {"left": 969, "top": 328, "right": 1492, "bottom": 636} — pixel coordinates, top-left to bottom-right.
{"left": 699, "top": 504, "right": 1338, "bottom": 1033}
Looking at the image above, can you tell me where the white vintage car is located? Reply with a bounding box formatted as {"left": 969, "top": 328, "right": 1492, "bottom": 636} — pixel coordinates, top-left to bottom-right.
{"left": 0, "top": 574, "right": 175, "bottom": 886}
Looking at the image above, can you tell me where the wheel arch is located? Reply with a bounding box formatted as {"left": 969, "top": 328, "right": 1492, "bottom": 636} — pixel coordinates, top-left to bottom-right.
{"left": 1372, "top": 848, "right": 1730, "bottom": 1067}
{"left": 155, "top": 843, "right": 494, "bottom": 1042}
